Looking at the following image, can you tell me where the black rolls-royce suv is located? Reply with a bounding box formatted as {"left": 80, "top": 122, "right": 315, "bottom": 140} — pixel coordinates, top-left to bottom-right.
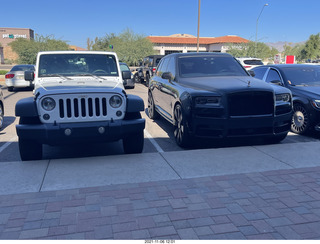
{"left": 148, "top": 52, "right": 293, "bottom": 147}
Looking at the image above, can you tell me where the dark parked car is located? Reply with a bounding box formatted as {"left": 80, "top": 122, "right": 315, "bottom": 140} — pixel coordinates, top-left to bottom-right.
{"left": 252, "top": 64, "right": 320, "bottom": 134}
{"left": 0, "top": 89, "right": 3, "bottom": 130}
{"left": 135, "top": 55, "right": 164, "bottom": 86}
{"left": 148, "top": 52, "right": 293, "bottom": 147}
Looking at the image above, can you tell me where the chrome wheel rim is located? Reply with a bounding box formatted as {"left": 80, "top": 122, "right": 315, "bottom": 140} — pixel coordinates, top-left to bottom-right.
{"left": 292, "top": 105, "right": 308, "bottom": 133}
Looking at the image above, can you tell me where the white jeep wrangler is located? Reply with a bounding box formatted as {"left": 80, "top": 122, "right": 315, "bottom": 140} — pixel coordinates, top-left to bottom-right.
{"left": 15, "top": 51, "right": 145, "bottom": 161}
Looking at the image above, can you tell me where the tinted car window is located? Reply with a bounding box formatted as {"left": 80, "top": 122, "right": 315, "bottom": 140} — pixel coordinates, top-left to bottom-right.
{"left": 157, "top": 57, "right": 170, "bottom": 77}
{"left": 11, "top": 65, "right": 35, "bottom": 72}
{"left": 178, "top": 56, "right": 248, "bottom": 77}
{"left": 155, "top": 58, "right": 162, "bottom": 66}
{"left": 266, "top": 69, "right": 281, "bottom": 83}
{"left": 252, "top": 67, "right": 268, "bottom": 80}
{"left": 282, "top": 66, "right": 320, "bottom": 86}
{"left": 244, "top": 60, "right": 264, "bottom": 65}
{"left": 166, "top": 57, "right": 176, "bottom": 80}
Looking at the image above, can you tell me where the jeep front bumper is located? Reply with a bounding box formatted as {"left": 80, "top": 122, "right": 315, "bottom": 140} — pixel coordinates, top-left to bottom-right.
{"left": 16, "top": 119, "right": 145, "bottom": 145}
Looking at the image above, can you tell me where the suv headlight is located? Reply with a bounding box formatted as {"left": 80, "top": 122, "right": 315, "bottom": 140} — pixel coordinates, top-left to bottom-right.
{"left": 109, "top": 95, "right": 123, "bottom": 108}
{"left": 276, "top": 93, "right": 291, "bottom": 103}
{"left": 312, "top": 99, "right": 320, "bottom": 109}
{"left": 195, "top": 96, "right": 221, "bottom": 106}
{"left": 41, "top": 97, "right": 56, "bottom": 111}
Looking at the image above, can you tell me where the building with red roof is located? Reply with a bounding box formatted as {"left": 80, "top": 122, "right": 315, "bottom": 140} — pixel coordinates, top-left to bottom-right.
{"left": 147, "top": 34, "right": 250, "bottom": 55}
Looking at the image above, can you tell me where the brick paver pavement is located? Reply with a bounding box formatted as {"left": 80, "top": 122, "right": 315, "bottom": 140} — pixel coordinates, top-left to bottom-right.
{"left": 1, "top": 166, "right": 320, "bottom": 240}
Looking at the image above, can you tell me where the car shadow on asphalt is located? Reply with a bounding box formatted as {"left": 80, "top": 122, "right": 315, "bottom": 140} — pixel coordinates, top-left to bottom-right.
{"left": 0, "top": 116, "right": 16, "bottom": 133}
{"left": 3, "top": 87, "right": 33, "bottom": 99}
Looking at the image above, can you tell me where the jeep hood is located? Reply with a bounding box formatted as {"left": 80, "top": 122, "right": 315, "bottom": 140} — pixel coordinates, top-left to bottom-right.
{"left": 35, "top": 76, "right": 124, "bottom": 91}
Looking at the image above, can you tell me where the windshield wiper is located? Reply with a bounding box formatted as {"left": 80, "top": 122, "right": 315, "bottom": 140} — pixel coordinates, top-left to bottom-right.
{"left": 44, "top": 74, "right": 71, "bottom": 80}
{"left": 78, "top": 73, "right": 106, "bottom": 80}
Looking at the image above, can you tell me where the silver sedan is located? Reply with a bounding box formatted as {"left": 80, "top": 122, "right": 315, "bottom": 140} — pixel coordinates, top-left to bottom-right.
{"left": 5, "top": 64, "right": 35, "bottom": 92}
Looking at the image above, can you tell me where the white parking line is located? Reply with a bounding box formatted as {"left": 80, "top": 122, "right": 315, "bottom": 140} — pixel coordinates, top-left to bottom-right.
{"left": 144, "top": 130, "right": 164, "bottom": 153}
{"left": 0, "top": 136, "right": 18, "bottom": 154}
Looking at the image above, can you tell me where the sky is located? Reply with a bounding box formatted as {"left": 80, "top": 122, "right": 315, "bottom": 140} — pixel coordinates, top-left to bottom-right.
{"left": 1, "top": 0, "right": 319, "bottom": 49}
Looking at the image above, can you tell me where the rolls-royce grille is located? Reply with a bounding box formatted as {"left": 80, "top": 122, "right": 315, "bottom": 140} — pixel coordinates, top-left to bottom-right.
{"left": 228, "top": 91, "right": 274, "bottom": 117}
{"left": 59, "top": 97, "right": 108, "bottom": 119}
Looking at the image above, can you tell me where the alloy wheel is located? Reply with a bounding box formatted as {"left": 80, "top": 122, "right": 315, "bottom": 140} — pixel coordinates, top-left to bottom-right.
{"left": 291, "top": 104, "right": 309, "bottom": 134}
{"left": 174, "top": 104, "right": 187, "bottom": 146}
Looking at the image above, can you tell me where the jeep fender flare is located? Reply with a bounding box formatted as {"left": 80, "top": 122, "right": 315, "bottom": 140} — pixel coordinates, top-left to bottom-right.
{"left": 126, "top": 94, "right": 144, "bottom": 113}
{"left": 15, "top": 97, "right": 38, "bottom": 117}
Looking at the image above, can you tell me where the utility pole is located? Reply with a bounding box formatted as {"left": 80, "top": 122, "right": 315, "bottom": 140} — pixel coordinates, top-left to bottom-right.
{"left": 197, "top": 0, "right": 201, "bottom": 52}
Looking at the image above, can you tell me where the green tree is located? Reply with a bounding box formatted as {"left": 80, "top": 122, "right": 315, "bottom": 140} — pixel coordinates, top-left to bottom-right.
{"left": 300, "top": 33, "right": 320, "bottom": 60}
{"left": 92, "top": 28, "right": 155, "bottom": 66}
{"left": 283, "top": 43, "right": 304, "bottom": 62}
{"left": 9, "top": 34, "right": 70, "bottom": 64}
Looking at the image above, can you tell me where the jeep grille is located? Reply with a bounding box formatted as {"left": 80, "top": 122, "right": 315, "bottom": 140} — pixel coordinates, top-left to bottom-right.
{"left": 38, "top": 93, "right": 126, "bottom": 123}
{"left": 59, "top": 97, "right": 108, "bottom": 118}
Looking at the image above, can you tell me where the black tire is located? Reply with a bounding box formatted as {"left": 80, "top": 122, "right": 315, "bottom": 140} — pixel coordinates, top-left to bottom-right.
{"left": 0, "top": 103, "right": 4, "bottom": 130}
{"left": 173, "top": 104, "right": 191, "bottom": 148}
{"left": 147, "top": 91, "right": 159, "bottom": 120}
{"left": 19, "top": 116, "right": 43, "bottom": 161}
{"left": 291, "top": 103, "right": 310, "bottom": 134}
{"left": 134, "top": 73, "right": 140, "bottom": 83}
{"left": 123, "top": 130, "right": 144, "bottom": 154}
{"left": 7, "top": 87, "right": 13, "bottom": 92}
{"left": 19, "top": 139, "right": 42, "bottom": 161}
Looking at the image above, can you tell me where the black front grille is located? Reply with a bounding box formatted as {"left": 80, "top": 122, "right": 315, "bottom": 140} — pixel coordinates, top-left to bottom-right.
{"left": 59, "top": 97, "right": 107, "bottom": 119}
{"left": 228, "top": 91, "right": 274, "bottom": 117}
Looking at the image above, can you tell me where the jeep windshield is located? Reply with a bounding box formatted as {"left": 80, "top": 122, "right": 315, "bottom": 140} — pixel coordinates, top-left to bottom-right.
{"left": 38, "top": 54, "right": 119, "bottom": 77}
{"left": 179, "top": 56, "right": 248, "bottom": 78}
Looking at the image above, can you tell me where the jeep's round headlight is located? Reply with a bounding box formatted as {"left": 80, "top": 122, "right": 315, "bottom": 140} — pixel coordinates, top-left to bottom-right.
{"left": 109, "top": 95, "right": 122, "bottom": 108}
{"left": 41, "top": 97, "right": 56, "bottom": 111}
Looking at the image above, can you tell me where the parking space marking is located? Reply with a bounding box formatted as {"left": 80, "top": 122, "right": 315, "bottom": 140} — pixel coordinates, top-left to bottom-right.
{"left": 0, "top": 136, "right": 17, "bottom": 154}
{"left": 144, "top": 130, "right": 164, "bottom": 153}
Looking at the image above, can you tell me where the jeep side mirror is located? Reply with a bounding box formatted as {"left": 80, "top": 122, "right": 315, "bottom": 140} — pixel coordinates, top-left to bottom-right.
{"left": 122, "top": 70, "right": 131, "bottom": 80}
{"left": 25, "top": 71, "right": 34, "bottom": 81}
{"left": 162, "top": 72, "right": 172, "bottom": 81}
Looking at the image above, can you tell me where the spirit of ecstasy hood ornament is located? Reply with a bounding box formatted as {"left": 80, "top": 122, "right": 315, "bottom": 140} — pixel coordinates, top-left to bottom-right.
{"left": 248, "top": 80, "right": 251, "bottom": 87}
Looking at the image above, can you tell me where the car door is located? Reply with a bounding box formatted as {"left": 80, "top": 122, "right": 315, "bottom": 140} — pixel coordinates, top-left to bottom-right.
{"left": 151, "top": 57, "right": 168, "bottom": 114}
{"left": 159, "top": 56, "right": 178, "bottom": 119}
{"left": 265, "top": 68, "right": 284, "bottom": 86}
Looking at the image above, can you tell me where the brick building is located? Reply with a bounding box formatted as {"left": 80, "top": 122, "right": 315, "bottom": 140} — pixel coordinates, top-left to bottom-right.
{"left": 0, "top": 27, "right": 34, "bottom": 64}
